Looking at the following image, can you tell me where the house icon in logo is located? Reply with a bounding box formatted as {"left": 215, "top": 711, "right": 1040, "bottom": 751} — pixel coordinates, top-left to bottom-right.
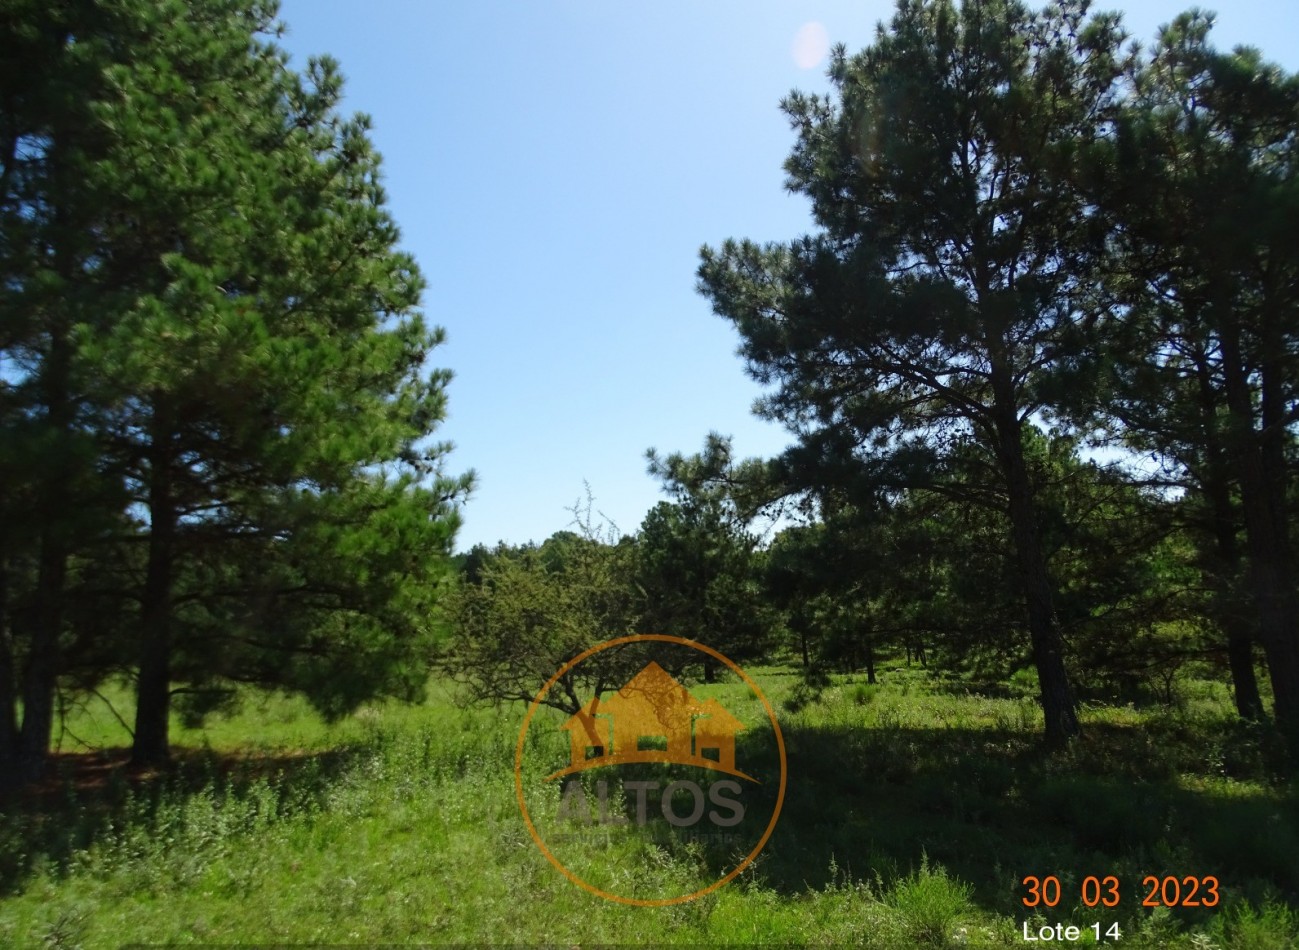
{"left": 549, "top": 662, "right": 755, "bottom": 782}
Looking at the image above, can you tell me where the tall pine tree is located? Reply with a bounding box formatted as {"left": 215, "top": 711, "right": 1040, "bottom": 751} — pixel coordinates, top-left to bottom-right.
{"left": 1, "top": 0, "right": 471, "bottom": 776}
{"left": 698, "top": 0, "right": 1128, "bottom": 745}
{"left": 1095, "top": 13, "right": 1299, "bottom": 744}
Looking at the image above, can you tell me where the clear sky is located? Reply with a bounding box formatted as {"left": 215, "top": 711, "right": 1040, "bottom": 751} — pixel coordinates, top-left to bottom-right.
{"left": 274, "top": 0, "right": 1299, "bottom": 552}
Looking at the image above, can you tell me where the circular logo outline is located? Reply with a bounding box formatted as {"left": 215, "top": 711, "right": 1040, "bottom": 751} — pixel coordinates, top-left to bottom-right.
{"left": 513, "top": 633, "right": 787, "bottom": 906}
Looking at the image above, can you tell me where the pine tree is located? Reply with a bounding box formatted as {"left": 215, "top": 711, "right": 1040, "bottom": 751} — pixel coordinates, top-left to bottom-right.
{"left": 1096, "top": 12, "right": 1299, "bottom": 743}
{"left": 697, "top": 0, "right": 1129, "bottom": 745}
{"left": 0, "top": 0, "right": 471, "bottom": 776}
{"left": 1, "top": 0, "right": 133, "bottom": 786}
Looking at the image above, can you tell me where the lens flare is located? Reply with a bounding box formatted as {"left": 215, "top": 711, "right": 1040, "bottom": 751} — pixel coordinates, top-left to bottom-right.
{"left": 792, "top": 21, "right": 829, "bottom": 70}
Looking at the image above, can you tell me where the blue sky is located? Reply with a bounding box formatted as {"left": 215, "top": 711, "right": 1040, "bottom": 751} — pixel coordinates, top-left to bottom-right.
{"left": 275, "top": 0, "right": 1299, "bottom": 552}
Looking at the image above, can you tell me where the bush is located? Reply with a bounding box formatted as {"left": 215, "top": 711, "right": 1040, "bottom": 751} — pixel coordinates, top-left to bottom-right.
{"left": 884, "top": 855, "right": 972, "bottom": 948}
{"left": 1213, "top": 900, "right": 1299, "bottom": 950}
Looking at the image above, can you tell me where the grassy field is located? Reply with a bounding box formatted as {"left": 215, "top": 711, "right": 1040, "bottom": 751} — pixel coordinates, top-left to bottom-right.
{"left": 1, "top": 666, "right": 1297, "bottom": 948}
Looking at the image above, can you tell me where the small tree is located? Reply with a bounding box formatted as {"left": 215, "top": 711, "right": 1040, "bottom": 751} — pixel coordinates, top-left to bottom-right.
{"left": 447, "top": 497, "right": 644, "bottom": 715}
{"left": 644, "top": 434, "right": 785, "bottom": 676}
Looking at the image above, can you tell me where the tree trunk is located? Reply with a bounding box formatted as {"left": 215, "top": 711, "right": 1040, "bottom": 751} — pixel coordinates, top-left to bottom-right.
{"left": 1192, "top": 345, "right": 1264, "bottom": 722}
{"left": 1226, "top": 633, "right": 1264, "bottom": 722}
{"left": 16, "top": 325, "right": 74, "bottom": 786}
{"left": 17, "top": 533, "right": 66, "bottom": 784}
{"left": 132, "top": 405, "right": 176, "bottom": 767}
{"left": 1219, "top": 326, "right": 1299, "bottom": 754}
{"left": 0, "top": 556, "right": 19, "bottom": 793}
{"left": 865, "top": 639, "right": 876, "bottom": 685}
{"left": 1256, "top": 338, "right": 1299, "bottom": 750}
{"left": 992, "top": 392, "right": 1079, "bottom": 747}
{"left": 1202, "top": 475, "right": 1264, "bottom": 721}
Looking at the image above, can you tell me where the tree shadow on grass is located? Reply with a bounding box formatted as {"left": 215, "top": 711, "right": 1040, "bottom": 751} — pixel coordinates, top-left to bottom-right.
{"left": 705, "top": 717, "right": 1299, "bottom": 923}
{"left": 0, "top": 743, "right": 362, "bottom": 896}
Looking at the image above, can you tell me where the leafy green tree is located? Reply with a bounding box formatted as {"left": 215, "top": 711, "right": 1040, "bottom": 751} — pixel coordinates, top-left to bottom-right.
{"left": 697, "top": 0, "right": 1128, "bottom": 745}
{"left": 447, "top": 526, "right": 643, "bottom": 715}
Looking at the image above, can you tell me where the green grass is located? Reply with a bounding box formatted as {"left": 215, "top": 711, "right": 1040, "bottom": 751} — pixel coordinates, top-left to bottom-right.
{"left": 1, "top": 667, "right": 1296, "bottom": 948}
